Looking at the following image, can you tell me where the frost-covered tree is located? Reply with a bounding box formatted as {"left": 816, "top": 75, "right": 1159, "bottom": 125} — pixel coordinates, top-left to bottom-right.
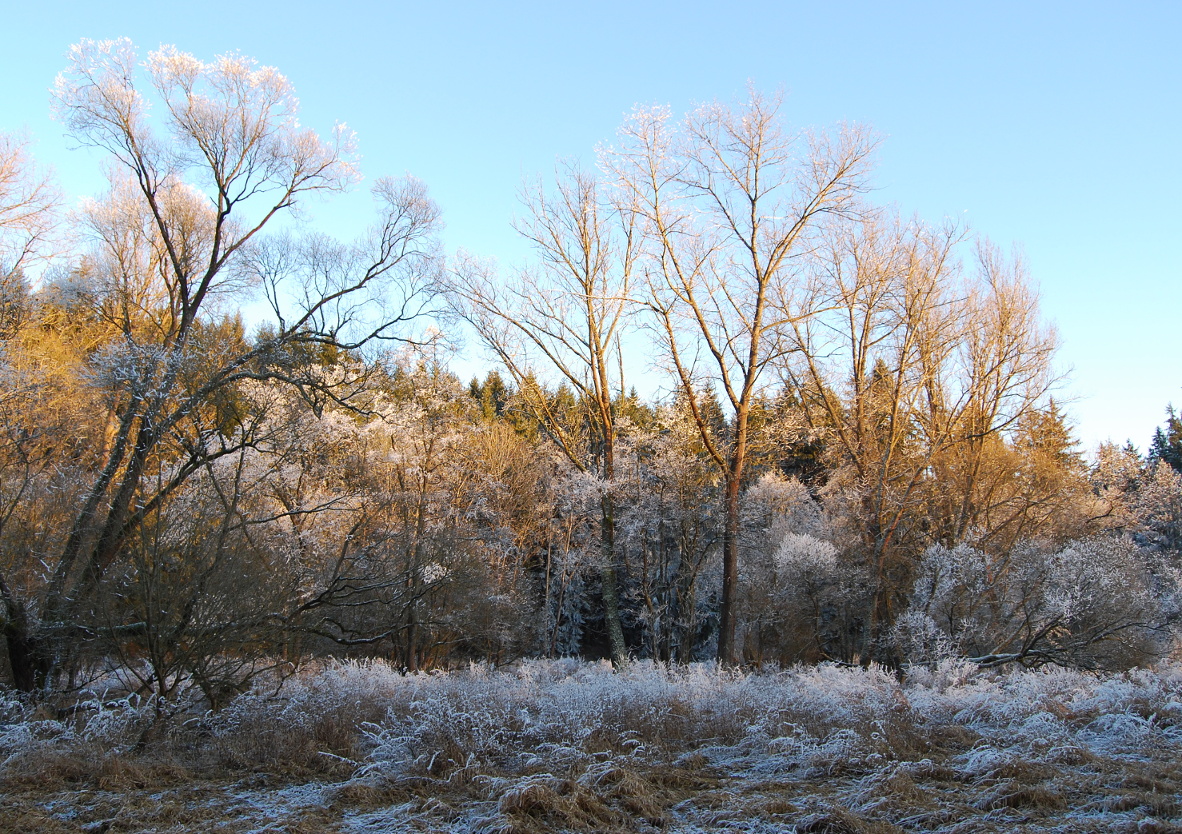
{"left": 1, "top": 39, "right": 441, "bottom": 692}
{"left": 614, "top": 405, "right": 721, "bottom": 661}
{"left": 1131, "top": 463, "right": 1182, "bottom": 552}
{"left": 784, "top": 216, "right": 1062, "bottom": 663}
{"left": 1091, "top": 440, "right": 1182, "bottom": 551}
{"left": 0, "top": 132, "right": 61, "bottom": 278}
{"left": 604, "top": 91, "right": 875, "bottom": 663}
{"left": 737, "top": 474, "right": 860, "bottom": 661}
{"left": 447, "top": 165, "right": 638, "bottom": 666}
{"left": 266, "top": 356, "right": 558, "bottom": 671}
{"left": 898, "top": 537, "right": 1176, "bottom": 670}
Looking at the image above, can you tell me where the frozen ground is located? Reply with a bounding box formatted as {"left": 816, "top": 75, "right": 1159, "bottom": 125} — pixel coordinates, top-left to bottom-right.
{"left": 2, "top": 658, "right": 1181, "bottom": 832}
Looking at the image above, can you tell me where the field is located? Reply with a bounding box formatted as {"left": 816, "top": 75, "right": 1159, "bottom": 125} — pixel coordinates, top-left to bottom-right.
{"left": 2, "top": 659, "right": 1181, "bottom": 833}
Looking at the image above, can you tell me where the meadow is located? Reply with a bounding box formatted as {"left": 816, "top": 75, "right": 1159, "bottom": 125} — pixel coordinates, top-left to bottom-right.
{"left": 3, "top": 658, "right": 1180, "bottom": 833}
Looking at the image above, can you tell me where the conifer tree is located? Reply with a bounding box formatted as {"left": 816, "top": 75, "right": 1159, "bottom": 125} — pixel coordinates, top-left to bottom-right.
{"left": 1149, "top": 405, "right": 1182, "bottom": 473}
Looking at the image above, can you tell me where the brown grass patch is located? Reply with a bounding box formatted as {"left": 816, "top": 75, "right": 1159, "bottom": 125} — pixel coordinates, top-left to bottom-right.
{"left": 0, "top": 747, "right": 191, "bottom": 794}
{"left": 326, "top": 779, "right": 414, "bottom": 810}
{"left": 491, "top": 777, "right": 629, "bottom": 834}
{"left": 973, "top": 779, "right": 1067, "bottom": 812}
{"left": 797, "top": 805, "right": 906, "bottom": 833}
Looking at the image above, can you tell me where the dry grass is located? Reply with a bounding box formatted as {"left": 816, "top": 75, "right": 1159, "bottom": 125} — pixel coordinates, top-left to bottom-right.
{"left": 2, "top": 658, "right": 1181, "bottom": 832}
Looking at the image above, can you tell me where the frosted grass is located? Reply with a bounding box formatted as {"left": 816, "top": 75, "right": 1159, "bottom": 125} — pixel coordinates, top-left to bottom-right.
{"left": 3, "top": 657, "right": 1181, "bottom": 831}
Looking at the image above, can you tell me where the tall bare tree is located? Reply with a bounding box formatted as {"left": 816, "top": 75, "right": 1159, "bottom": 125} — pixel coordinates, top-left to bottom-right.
{"left": 783, "top": 213, "right": 1060, "bottom": 660}
{"left": 447, "top": 163, "right": 637, "bottom": 666}
{"left": 603, "top": 91, "right": 874, "bottom": 663}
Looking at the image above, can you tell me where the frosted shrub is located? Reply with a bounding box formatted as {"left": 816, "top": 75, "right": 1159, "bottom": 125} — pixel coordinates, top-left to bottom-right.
{"left": 0, "top": 689, "right": 165, "bottom": 783}
{"left": 739, "top": 474, "right": 855, "bottom": 664}
{"left": 902, "top": 536, "right": 1174, "bottom": 669}
{"left": 0, "top": 689, "right": 26, "bottom": 725}
{"left": 350, "top": 659, "right": 937, "bottom": 787}
{"left": 901, "top": 655, "right": 981, "bottom": 693}
{"left": 0, "top": 695, "right": 51, "bottom": 770}
{"left": 73, "top": 694, "right": 159, "bottom": 747}
{"left": 208, "top": 659, "right": 412, "bottom": 763}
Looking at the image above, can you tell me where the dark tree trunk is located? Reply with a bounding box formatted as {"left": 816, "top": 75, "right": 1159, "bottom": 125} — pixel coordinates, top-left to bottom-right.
{"left": 716, "top": 469, "right": 742, "bottom": 665}
{"left": 1, "top": 583, "right": 49, "bottom": 692}
{"left": 600, "top": 489, "right": 627, "bottom": 668}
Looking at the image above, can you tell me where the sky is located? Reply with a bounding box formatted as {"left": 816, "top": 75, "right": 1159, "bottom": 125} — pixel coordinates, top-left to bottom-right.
{"left": 2, "top": 1, "right": 1179, "bottom": 454}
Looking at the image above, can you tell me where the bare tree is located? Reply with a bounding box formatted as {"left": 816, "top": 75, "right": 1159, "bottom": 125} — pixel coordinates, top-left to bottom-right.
{"left": 1, "top": 39, "right": 441, "bottom": 691}
{"left": 0, "top": 132, "right": 62, "bottom": 343}
{"left": 603, "top": 91, "right": 874, "bottom": 663}
{"left": 0, "top": 132, "right": 61, "bottom": 276}
{"left": 783, "top": 213, "right": 1060, "bottom": 661}
{"left": 446, "top": 164, "right": 637, "bottom": 666}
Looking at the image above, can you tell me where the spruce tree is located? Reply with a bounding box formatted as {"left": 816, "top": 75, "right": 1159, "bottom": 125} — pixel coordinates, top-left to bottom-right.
{"left": 1149, "top": 405, "right": 1182, "bottom": 472}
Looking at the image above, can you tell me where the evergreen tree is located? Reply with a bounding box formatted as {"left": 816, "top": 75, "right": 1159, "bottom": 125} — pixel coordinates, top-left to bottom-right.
{"left": 1018, "top": 398, "right": 1083, "bottom": 472}
{"left": 469, "top": 370, "right": 512, "bottom": 420}
{"left": 1149, "top": 405, "right": 1182, "bottom": 473}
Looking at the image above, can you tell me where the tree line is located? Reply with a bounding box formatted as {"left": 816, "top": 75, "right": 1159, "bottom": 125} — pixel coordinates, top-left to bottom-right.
{"left": 0, "top": 40, "right": 1178, "bottom": 700}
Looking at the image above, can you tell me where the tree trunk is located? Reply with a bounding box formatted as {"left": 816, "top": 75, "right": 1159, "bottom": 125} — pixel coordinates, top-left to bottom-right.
{"left": 1, "top": 574, "right": 50, "bottom": 692}
{"left": 717, "top": 468, "right": 742, "bottom": 665}
{"left": 600, "top": 487, "right": 628, "bottom": 669}
{"left": 4, "top": 623, "right": 42, "bottom": 693}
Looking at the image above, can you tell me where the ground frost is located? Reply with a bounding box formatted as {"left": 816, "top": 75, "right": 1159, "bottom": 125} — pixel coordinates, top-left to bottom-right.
{"left": 2, "top": 658, "right": 1181, "bottom": 832}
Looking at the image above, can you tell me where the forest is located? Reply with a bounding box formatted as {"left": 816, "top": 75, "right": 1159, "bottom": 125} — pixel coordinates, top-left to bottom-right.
{"left": 0, "top": 38, "right": 1179, "bottom": 701}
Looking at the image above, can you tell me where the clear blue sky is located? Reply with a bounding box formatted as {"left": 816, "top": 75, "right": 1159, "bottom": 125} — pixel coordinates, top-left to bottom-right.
{"left": 3, "top": 1, "right": 1179, "bottom": 453}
